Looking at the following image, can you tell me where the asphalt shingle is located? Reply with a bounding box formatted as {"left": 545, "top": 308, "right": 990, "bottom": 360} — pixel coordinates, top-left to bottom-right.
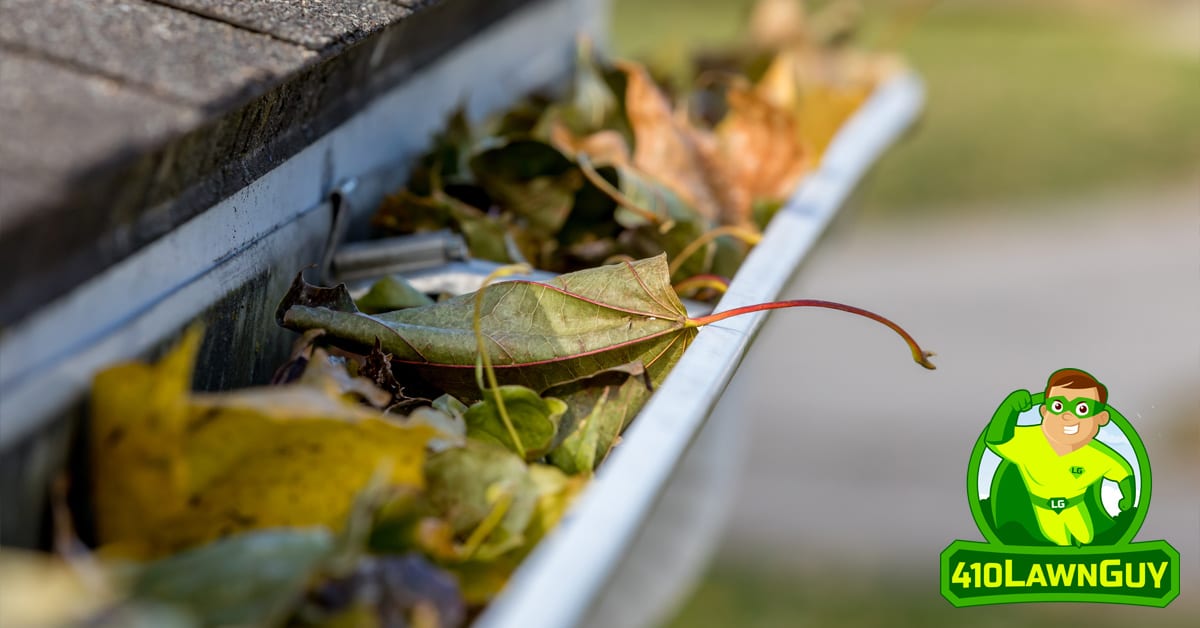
{"left": 0, "top": 0, "right": 314, "bottom": 106}
{"left": 153, "top": 0, "right": 416, "bottom": 50}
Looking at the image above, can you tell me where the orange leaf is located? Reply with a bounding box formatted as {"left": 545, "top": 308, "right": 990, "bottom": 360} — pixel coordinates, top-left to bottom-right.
{"left": 621, "top": 60, "right": 747, "bottom": 226}
{"left": 717, "top": 85, "right": 810, "bottom": 206}
{"left": 548, "top": 121, "right": 630, "bottom": 168}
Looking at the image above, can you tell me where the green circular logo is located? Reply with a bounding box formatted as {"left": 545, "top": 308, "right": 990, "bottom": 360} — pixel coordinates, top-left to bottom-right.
{"left": 965, "top": 398, "right": 1151, "bottom": 547}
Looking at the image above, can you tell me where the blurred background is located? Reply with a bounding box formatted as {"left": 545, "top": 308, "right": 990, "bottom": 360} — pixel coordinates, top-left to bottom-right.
{"left": 610, "top": 0, "right": 1199, "bottom": 626}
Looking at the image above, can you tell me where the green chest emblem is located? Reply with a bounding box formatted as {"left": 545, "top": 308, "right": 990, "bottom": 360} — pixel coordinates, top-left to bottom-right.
{"left": 1070, "top": 465, "right": 1084, "bottom": 479}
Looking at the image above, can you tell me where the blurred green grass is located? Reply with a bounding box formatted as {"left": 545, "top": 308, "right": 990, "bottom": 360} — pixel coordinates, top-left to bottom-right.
{"left": 612, "top": 1, "right": 1200, "bottom": 215}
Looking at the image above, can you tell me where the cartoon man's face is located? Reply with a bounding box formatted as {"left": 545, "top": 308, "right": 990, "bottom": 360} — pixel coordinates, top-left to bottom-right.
{"left": 1040, "top": 384, "right": 1110, "bottom": 453}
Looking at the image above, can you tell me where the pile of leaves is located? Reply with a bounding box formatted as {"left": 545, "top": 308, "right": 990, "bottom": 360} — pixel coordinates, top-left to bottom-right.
{"left": 10, "top": 255, "right": 931, "bottom": 627}
{"left": 1, "top": 3, "right": 925, "bottom": 627}
{"left": 372, "top": 0, "right": 901, "bottom": 297}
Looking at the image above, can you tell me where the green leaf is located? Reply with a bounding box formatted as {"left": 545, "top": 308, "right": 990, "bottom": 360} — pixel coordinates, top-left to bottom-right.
{"left": 441, "top": 462, "right": 586, "bottom": 606}
{"left": 470, "top": 139, "right": 583, "bottom": 238}
{"left": 572, "top": 37, "right": 619, "bottom": 130}
{"left": 355, "top": 275, "right": 434, "bottom": 314}
{"left": 712, "top": 233, "right": 751, "bottom": 279}
{"left": 280, "top": 254, "right": 696, "bottom": 400}
{"left": 573, "top": 159, "right": 714, "bottom": 281}
{"left": 464, "top": 386, "right": 568, "bottom": 461}
{"left": 611, "top": 167, "right": 717, "bottom": 280}
{"left": 408, "top": 107, "right": 476, "bottom": 194}
{"left": 612, "top": 165, "right": 702, "bottom": 229}
{"left": 432, "top": 394, "right": 469, "bottom": 420}
{"left": 129, "top": 528, "right": 334, "bottom": 627}
{"left": 545, "top": 362, "right": 653, "bottom": 475}
{"left": 424, "top": 443, "right": 539, "bottom": 557}
{"left": 372, "top": 187, "right": 513, "bottom": 264}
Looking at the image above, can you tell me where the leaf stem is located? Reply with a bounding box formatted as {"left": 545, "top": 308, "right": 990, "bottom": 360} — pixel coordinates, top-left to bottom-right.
{"left": 460, "top": 486, "right": 514, "bottom": 560}
{"left": 688, "top": 300, "right": 936, "bottom": 369}
{"left": 673, "top": 274, "right": 730, "bottom": 297}
{"left": 577, "top": 153, "right": 664, "bottom": 226}
{"left": 474, "top": 264, "right": 534, "bottom": 458}
{"left": 668, "top": 225, "right": 763, "bottom": 276}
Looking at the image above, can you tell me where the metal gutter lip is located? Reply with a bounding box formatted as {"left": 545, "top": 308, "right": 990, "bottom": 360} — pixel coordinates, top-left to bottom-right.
{"left": 475, "top": 71, "right": 926, "bottom": 628}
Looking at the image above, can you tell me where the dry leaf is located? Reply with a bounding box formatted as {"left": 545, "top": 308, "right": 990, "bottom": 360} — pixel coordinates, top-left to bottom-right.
{"left": 754, "top": 49, "right": 865, "bottom": 160}
{"left": 717, "top": 85, "right": 810, "bottom": 204}
{"left": 621, "top": 61, "right": 746, "bottom": 226}
{"left": 549, "top": 121, "right": 631, "bottom": 168}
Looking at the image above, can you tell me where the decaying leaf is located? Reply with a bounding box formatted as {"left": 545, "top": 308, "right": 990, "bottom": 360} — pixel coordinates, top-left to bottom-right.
{"left": 622, "top": 60, "right": 746, "bottom": 226}
{"left": 360, "top": 339, "right": 404, "bottom": 403}
{"left": 90, "top": 330, "right": 443, "bottom": 557}
{"left": 717, "top": 84, "right": 810, "bottom": 205}
{"left": 280, "top": 253, "right": 936, "bottom": 407}
{"left": 280, "top": 255, "right": 695, "bottom": 400}
{"left": 571, "top": 35, "right": 619, "bottom": 130}
{"left": 574, "top": 156, "right": 718, "bottom": 281}
{"left": 440, "top": 462, "right": 585, "bottom": 605}
{"left": 469, "top": 139, "right": 583, "bottom": 239}
{"left": 365, "top": 486, "right": 457, "bottom": 560}
{"left": 755, "top": 45, "right": 900, "bottom": 161}
{"left": 423, "top": 442, "right": 539, "bottom": 559}
{"left": 297, "top": 347, "right": 393, "bottom": 409}
{"left": 271, "top": 328, "right": 327, "bottom": 385}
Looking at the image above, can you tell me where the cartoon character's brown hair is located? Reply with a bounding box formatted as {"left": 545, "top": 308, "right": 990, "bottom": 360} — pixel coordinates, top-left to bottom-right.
{"left": 1045, "top": 368, "right": 1107, "bottom": 404}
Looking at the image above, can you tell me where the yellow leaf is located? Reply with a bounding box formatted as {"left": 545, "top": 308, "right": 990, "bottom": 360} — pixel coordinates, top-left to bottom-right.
{"left": 756, "top": 48, "right": 901, "bottom": 161}
{"left": 443, "top": 464, "right": 586, "bottom": 606}
{"left": 526, "top": 464, "right": 587, "bottom": 541}
{"left": 0, "top": 550, "right": 117, "bottom": 627}
{"left": 90, "top": 330, "right": 439, "bottom": 557}
{"left": 90, "top": 328, "right": 199, "bottom": 546}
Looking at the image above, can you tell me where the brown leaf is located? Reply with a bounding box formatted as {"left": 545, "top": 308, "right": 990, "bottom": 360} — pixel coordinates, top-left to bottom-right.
{"left": 717, "top": 85, "right": 810, "bottom": 205}
{"left": 271, "top": 329, "right": 326, "bottom": 385}
{"left": 548, "top": 121, "right": 630, "bottom": 168}
{"left": 362, "top": 339, "right": 403, "bottom": 400}
{"left": 621, "top": 61, "right": 746, "bottom": 226}
{"left": 755, "top": 48, "right": 899, "bottom": 161}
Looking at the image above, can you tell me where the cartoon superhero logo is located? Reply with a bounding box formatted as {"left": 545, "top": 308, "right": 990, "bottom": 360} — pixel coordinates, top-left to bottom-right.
{"left": 941, "top": 368, "right": 1180, "bottom": 607}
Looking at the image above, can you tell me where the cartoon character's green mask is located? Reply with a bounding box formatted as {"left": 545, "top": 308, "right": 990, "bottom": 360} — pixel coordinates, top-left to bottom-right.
{"left": 1044, "top": 396, "right": 1105, "bottom": 418}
